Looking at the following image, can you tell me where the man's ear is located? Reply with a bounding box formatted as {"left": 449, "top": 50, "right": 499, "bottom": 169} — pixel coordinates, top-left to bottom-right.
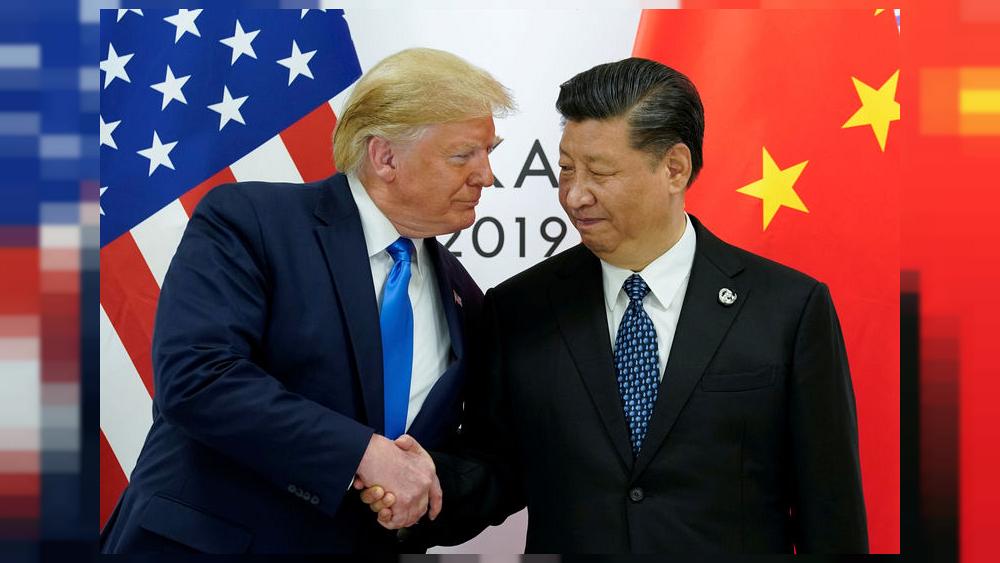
{"left": 663, "top": 143, "right": 692, "bottom": 194}
{"left": 366, "top": 136, "right": 399, "bottom": 182}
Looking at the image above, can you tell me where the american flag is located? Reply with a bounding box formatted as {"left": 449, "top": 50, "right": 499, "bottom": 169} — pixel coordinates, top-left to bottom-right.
{"left": 98, "top": 8, "right": 361, "bottom": 528}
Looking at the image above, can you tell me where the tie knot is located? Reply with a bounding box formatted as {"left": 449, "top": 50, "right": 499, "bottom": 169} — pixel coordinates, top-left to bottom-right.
{"left": 386, "top": 237, "right": 416, "bottom": 263}
{"left": 623, "top": 274, "right": 650, "bottom": 302}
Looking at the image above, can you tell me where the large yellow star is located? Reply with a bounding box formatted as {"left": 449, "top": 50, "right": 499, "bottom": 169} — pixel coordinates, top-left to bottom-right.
{"left": 842, "top": 69, "right": 900, "bottom": 151}
{"left": 737, "top": 147, "right": 809, "bottom": 231}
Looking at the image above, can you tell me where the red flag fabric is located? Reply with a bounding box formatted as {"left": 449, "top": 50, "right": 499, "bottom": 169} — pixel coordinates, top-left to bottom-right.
{"left": 634, "top": 9, "right": 900, "bottom": 553}
{"left": 898, "top": 3, "right": 1000, "bottom": 563}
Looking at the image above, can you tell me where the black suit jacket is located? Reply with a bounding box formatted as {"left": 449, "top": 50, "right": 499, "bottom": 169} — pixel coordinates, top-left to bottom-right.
{"left": 100, "top": 174, "right": 482, "bottom": 553}
{"left": 429, "top": 215, "right": 867, "bottom": 553}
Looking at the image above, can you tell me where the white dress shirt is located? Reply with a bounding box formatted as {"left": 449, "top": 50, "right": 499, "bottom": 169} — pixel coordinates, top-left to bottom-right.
{"left": 347, "top": 174, "right": 451, "bottom": 431}
{"left": 601, "top": 214, "right": 696, "bottom": 381}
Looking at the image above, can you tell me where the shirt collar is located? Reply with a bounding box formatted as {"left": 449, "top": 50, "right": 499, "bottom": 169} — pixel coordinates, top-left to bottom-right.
{"left": 347, "top": 173, "right": 425, "bottom": 272}
{"left": 600, "top": 212, "right": 696, "bottom": 312}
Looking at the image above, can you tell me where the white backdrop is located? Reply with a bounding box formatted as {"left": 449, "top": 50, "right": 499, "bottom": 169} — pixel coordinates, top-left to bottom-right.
{"left": 335, "top": 5, "right": 660, "bottom": 553}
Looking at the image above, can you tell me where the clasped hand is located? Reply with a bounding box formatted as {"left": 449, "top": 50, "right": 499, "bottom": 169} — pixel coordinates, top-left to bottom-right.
{"left": 354, "top": 434, "right": 440, "bottom": 529}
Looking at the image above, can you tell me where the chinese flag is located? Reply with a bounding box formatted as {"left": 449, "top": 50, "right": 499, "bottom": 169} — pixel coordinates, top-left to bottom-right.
{"left": 634, "top": 9, "right": 899, "bottom": 553}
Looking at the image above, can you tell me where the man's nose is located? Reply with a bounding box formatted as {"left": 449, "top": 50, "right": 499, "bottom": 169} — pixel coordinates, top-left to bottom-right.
{"left": 562, "top": 177, "right": 595, "bottom": 208}
{"left": 471, "top": 152, "right": 495, "bottom": 187}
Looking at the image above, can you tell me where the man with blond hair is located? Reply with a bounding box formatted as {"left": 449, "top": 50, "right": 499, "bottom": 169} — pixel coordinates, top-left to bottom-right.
{"left": 99, "top": 48, "right": 513, "bottom": 554}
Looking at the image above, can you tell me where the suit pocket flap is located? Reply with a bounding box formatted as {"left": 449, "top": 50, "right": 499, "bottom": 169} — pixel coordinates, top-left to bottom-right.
{"left": 138, "top": 495, "right": 252, "bottom": 553}
{"left": 700, "top": 366, "right": 776, "bottom": 392}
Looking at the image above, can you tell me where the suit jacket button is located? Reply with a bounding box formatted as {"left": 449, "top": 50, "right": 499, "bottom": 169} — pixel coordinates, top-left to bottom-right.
{"left": 629, "top": 487, "right": 645, "bottom": 502}
{"left": 288, "top": 484, "right": 296, "bottom": 493}
{"left": 311, "top": 496, "right": 320, "bottom": 505}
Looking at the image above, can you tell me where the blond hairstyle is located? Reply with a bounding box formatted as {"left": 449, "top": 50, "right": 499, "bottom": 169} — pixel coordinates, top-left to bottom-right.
{"left": 332, "top": 48, "right": 515, "bottom": 175}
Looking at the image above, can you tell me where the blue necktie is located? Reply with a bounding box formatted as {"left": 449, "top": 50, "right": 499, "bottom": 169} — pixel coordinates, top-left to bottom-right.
{"left": 381, "top": 237, "right": 416, "bottom": 439}
{"left": 614, "top": 274, "right": 660, "bottom": 457}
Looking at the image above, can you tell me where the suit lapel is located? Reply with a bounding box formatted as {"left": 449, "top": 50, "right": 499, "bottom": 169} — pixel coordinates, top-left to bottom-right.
{"left": 406, "top": 239, "right": 466, "bottom": 441}
{"left": 425, "top": 239, "right": 465, "bottom": 363}
{"left": 633, "top": 216, "right": 749, "bottom": 478}
{"left": 313, "top": 175, "right": 384, "bottom": 433}
{"left": 550, "top": 246, "right": 634, "bottom": 472}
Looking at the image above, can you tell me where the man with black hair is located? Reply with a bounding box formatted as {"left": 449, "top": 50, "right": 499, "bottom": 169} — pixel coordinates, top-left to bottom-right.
{"left": 365, "top": 57, "right": 868, "bottom": 554}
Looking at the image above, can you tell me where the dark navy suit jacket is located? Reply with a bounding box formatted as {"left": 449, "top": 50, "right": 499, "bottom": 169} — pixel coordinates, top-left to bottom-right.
{"left": 100, "top": 174, "right": 482, "bottom": 554}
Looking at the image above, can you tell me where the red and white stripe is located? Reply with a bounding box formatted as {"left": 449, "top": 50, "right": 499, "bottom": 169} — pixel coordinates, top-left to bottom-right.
{"left": 99, "top": 100, "right": 341, "bottom": 528}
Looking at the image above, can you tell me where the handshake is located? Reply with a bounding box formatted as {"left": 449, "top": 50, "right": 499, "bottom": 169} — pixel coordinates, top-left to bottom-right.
{"left": 353, "top": 433, "right": 441, "bottom": 530}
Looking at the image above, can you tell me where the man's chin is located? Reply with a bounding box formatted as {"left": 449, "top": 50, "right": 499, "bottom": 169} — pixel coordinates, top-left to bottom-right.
{"left": 455, "top": 210, "right": 476, "bottom": 230}
{"left": 579, "top": 235, "right": 611, "bottom": 257}
{"left": 431, "top": 213, "right": 475, "bottom": 238}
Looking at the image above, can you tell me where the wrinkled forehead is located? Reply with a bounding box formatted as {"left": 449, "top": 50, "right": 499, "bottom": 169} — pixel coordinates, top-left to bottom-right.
{"left": 419, "top": 116, "right": 501, "bottom": 151}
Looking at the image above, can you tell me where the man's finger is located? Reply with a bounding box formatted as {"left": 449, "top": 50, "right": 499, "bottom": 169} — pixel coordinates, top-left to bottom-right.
{"left": 428, "top": 474, "right": 443, "bottom": 520}
{"left": 378, "top": 508, "right": 393, "bottom": 524}
{"left": 360, "top": 485, "right": 384, "bottom": 505}
{"left": 371, "top": 491, "right": 395, "bottom": 512}
{"left": 352, "top": 476, "right": 365, "bottom": 490}
{"left": 388, "top": 504, "right": 411, "bottom": 529}
{"left": 381, "top": 492, "right": 396, "bottom": 508}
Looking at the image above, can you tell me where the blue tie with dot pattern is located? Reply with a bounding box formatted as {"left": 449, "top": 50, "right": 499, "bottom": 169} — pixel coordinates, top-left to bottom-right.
{"left": 614, "top": 273, "right": 660, "bottom": 457}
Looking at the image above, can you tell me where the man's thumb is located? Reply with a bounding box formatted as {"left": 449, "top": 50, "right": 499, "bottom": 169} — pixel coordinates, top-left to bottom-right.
{"left": 394, "top": 434, "right": 417, "bottom": 451}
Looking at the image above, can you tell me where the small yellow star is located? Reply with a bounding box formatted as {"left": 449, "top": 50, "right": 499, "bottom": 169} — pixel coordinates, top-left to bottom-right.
{"left": 737, "top": 147, "right": 809, "bottom": 231}
{"left": 842, "top": 69, "right": 900, "bottom": 151}
{"left": 874, "top": 9, "right": 886, "bottom": 16}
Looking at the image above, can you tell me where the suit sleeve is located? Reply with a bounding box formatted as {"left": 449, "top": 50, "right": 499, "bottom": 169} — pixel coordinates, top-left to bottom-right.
{"left": 151, "top": 184, "right": 374, "bottom": 519}
{"left": 788, "top": 281, "right": 869, "bottom": 553}
{"left": 416, "top": 288, "right": 527, "bottom": 547}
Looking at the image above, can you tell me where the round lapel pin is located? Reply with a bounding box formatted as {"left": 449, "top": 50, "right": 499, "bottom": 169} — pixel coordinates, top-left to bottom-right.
{"left": 718, "top": 288, "right": 737, "bottom": 306}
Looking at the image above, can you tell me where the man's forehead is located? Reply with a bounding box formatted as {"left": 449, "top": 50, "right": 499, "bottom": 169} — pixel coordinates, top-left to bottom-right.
{"left": 424, "top": 117, "right": 496, "bottom": 141}
{"left": 558, "top": 143, "right": 618, "bottom": 164}
{"left": 442, "top": 134, "right": 502, "bottom": 150}
{"left": 559, "top": 120, "right": 631, "bottom": 163}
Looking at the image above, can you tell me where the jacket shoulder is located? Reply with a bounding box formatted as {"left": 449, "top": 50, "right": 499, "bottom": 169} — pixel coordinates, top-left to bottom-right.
{"left": 692, "top": 216, "right": 821, "bottom": 293}
{"left": 730, "top": 244, "right": 820, "bottom": 290}
{"left": 491, "top": 244, "right": 593, "bottom": 298}
{"left": 192, "top": 176, "right": 337, "bottom": 219}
